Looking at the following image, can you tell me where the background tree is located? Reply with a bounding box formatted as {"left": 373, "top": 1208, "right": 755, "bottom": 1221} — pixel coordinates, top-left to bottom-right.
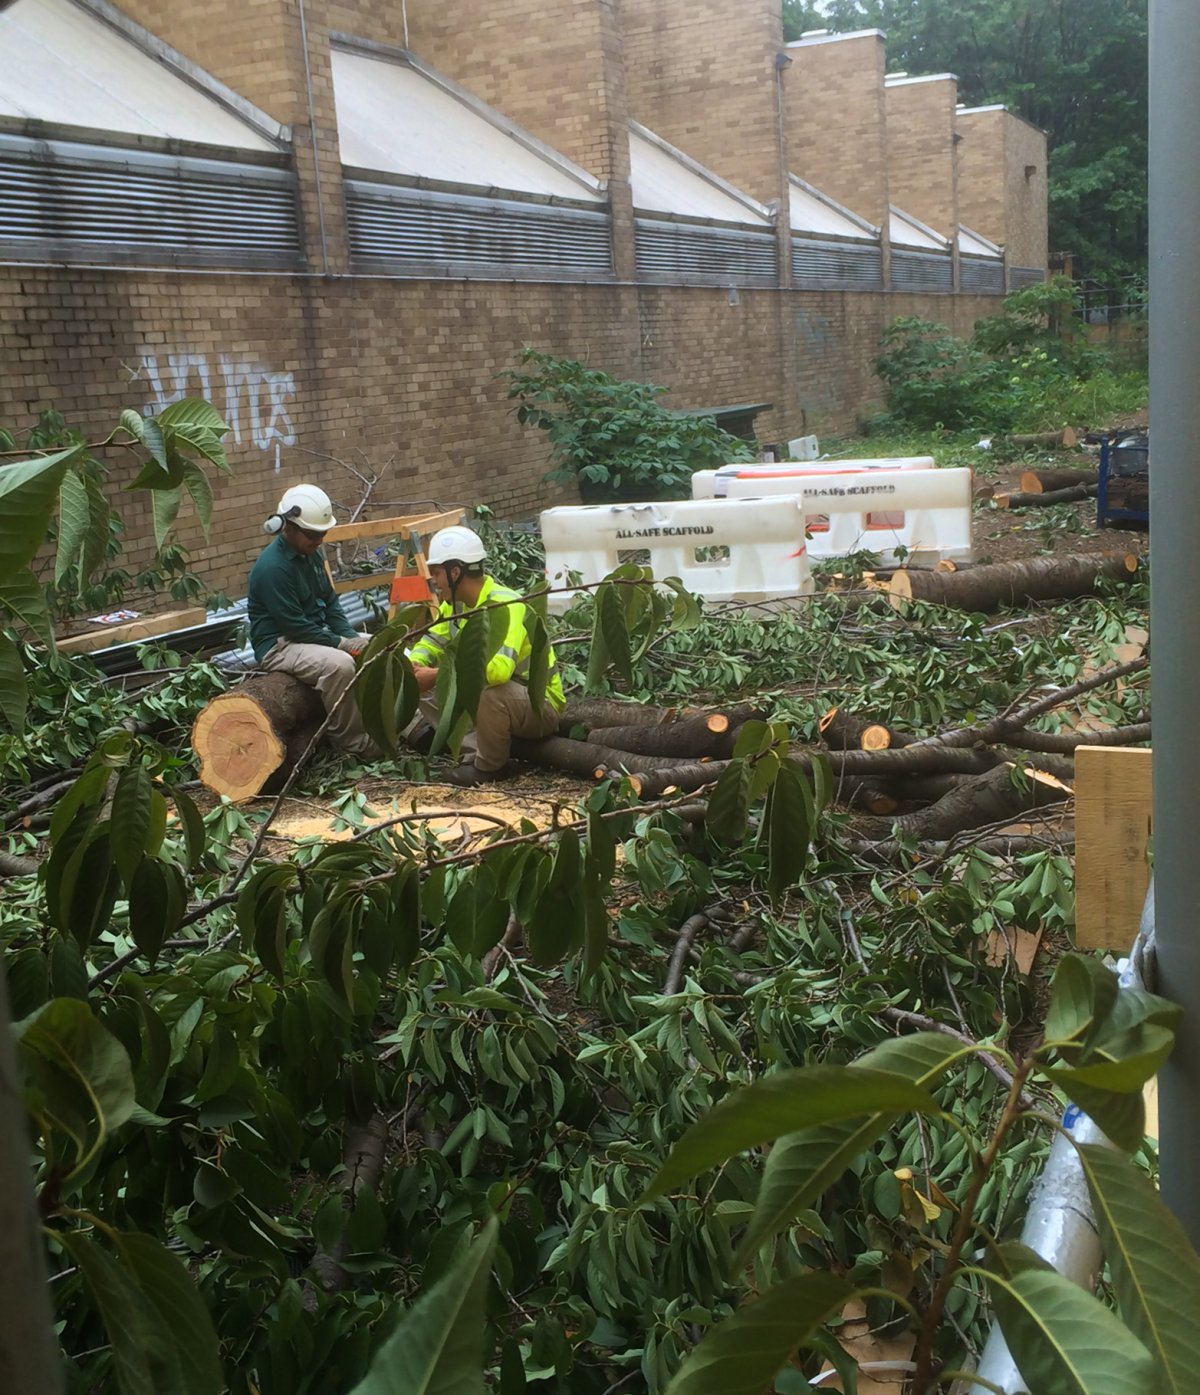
{"left": 784, "top": 0, "right": 1148, "bottom": 288}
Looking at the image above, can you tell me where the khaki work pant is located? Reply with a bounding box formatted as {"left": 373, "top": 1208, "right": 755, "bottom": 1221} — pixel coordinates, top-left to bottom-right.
{"left": 261, "top": 639, "right": 380, "bottom": 758}
{"left": 420, "top": 681, "right": 559, "bottom": 771}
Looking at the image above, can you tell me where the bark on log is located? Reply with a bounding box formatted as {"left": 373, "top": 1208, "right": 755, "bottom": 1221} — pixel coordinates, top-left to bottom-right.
{"left": 1005, "top": 427, "right": 1079, "bottom": 449}
{"left": 1017, "top": 466, "right": 1100, "bottom": 495}
{"left": 558, "top": 698, "right": 680, "bottom": 732}
{"left": 856, "top": 762, "right": 1072, "bottom": 843}
{"left": 511, "top": 735, "right": 715, "bottom": 780}
{"left": 993, "top": 484, "right": 1097, "bottom": 509}
{"left": 586, "top": 707, "right": 763, "bottom": 759}
{"left": 1004, "top": 721, "right": 1151, "bottom": 754}
{"left": 888, "top": 552, "right": 1139, "bottom": 612}
{"left": 192, "top": 673, "right": 325, "bottom": 802}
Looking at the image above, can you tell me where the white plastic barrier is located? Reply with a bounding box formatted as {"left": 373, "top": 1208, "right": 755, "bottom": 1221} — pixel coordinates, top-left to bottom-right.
{"left": 715, "top": 466, "right": 973, "bottom": 565}
{"left": 691, "top": 456, "right": 936, "bottom": 499}
{"left": 540, "top": 497, "right": 814, "bottom": 614}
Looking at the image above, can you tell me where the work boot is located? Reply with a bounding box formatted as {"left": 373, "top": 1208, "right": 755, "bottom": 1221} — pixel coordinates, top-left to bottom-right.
{"left": 443, "top": 762, "right": 514, "bottom": 788}
{"left": 407, "top": 721, "right": 436, "bottom": 755}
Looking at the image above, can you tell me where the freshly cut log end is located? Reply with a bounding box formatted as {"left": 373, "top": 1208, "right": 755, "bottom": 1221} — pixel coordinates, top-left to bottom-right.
{"left": 192, "top": 672, "right": 325, "bottom": 801}
{"left": 192, "top": 692, "right": 287, "bottom": 802}
{"left": 860, "top": 724, "right": 892, "bottom": 751}
{"left": 706, "top": 713, "right": 730, "bottom": 734}
{"left": 1018, "top": 465, "right": 1099, "bottom": 495}
{"left": 888, "top": 552, "right": 1140, "bottom": 612}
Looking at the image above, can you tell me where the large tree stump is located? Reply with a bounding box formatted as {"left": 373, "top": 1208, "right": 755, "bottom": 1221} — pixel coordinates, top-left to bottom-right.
{"left": 888, "top": 553, "right": 1139, "bottom": 612}
{"left": 192, "top": 673, "right": 324, "bottom": 801}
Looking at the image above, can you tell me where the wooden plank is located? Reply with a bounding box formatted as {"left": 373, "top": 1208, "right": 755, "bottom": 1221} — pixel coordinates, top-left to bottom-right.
{"left": 1074, "top": 746, "right": 1152, "bottom": 951}
{"left": 55, "top": 606, "right": 207, "bottom": 655}
{"left": 331, "top": 571, "right": 394, "bottom": 595}
{"left": 323, "top": 508, "right": 463, "bottom": 544}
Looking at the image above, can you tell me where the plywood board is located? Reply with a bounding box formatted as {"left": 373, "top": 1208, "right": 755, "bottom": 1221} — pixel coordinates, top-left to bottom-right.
{"left": 1074, "top": 746, "right": 1152, "bottom": 951}
{"left": 56, "top": 606, "right": 207, "bottom": 655}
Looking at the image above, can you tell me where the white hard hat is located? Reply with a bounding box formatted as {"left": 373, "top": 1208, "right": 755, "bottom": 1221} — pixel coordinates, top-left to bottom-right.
{"left": 427, "top": 525, "right": 487, "bottom": 566}
{"left": 270, "top": 484, "right": 337, "bottom": 533}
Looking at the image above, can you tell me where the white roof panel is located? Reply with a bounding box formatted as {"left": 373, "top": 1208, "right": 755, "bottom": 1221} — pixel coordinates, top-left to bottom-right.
{"left": 890, "top": 205, "right": 950, "bottom": 250}
{"left": 789, "top": 177, "right": 877, "bottom": 240}
{"left": 0, "top": 0, "right": 276, "bottom": 149}
{"left": 331, "top": 47, "right": 603, "bottom": 201}
{"left": 959, "top": 224, "right": 1002, "bottom": 257}
{"left": 629, "top": 124, "right": 770, "bottom": 224}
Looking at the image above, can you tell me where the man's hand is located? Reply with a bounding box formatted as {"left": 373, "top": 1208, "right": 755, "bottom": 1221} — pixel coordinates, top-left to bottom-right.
{"left": 413, "top": 665, "right": 439, "bottom": 693}
{"left": 339, "top": 636, "right": 366, "bottom": 657}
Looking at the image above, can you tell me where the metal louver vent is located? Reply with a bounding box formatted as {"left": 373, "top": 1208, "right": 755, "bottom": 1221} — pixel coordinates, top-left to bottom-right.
{"left": 959, "top": 255, "right": 1005, "bottom": 294}
{"left": 0, "top": 134, "right": 301, "bottom": 268}
{"left": 791, "top": 236, "right": 883, "bottom": 290}
{"left": 345, "top": 181, "right": 613, "bottom": 278}
{"left": 635, "top": 217, "right": 777, "bottom": 286}
{"left": 890, "top": 249, "right": 954, "bottom": 293}
{"left": 1009, "top": 266, "right": 1046, "bottom": 290}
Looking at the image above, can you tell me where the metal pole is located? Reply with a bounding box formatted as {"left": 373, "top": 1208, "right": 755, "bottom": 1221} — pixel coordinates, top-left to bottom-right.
{"left": 0, "top": 974, "right": 65, "bottom": 1394}
{"left": 1149, "top": 0, "right": 1200, "bottom": 1247}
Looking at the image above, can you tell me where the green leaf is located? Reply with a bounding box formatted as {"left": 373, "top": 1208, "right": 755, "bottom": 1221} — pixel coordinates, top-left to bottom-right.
{"left": 765, "top": 757, "right": 815, "bottom": 908}
{"left": 1045, "top": 954, "right": 1118, "bottom": 1047}
{"left": 454, "top": 612, "right": 489, "bottom": 721}
{"left": 63, "top": 828, "right": 123, "bottom": 949}
{"left": 128, "top": 856, "right": 186, "bottom": 965}
{"left": 56, "top": 1230, "right": 157, "bottom": 1395}
{"left": 735, "top": 1033, "right": 968, "bottom": 1263}
{"left": 1046, "top": 1076, "right": 1146, "bottom": 1152}
{"left": 640, "top": 1065, "right": 937, "bottom": 1202}
{"left": 525, "top": 610, "right": 551, "bottom": 714}
{"left": 597, "top": 582, "right": 633, "bottom": 686}
{"left": 142, "top": 416, "right": 170, "bottom": 471}
{"left": 55, "top": 467, "right": 91, "bottom": 586}
{"left": 17, "top": 998, "right": 136, "bottom": 1169}
{"left": 111, "top": 765, "right": 155, "bottom": 887}
{"left": 0, "top": 629, "right": 26, "bottom": 728}
{"left": 170, "top": 785, "right": 207, "bottom": 871}
{"left": 662, "top": 1271, "right": 851, "bottom": 1395}
{"left": 391, "top": 861, "right": 422, "bottom": 972}
{"left": 732, "top": 721, "right": 773, "bottom": 759}
{"left": 526, "top": 829, "right": 582, "bottom": 965}
{"left": 79, "top": 471, "right": 111, "bottom": 585}
{"left": 987, "top": 1267, "right": 1155, "bottom": 1395}
{"left": 151, "top": 487, "right": 183, "bottom": 549}
{"left": 181, "top": 463, "right": 214, "bottom": 540}
{"left": 111, "top": 1231, "right": 224, "bottom": 1395}
{"left": 1075, "top": 1143, "right": 1200, "bottom": 1393}
{"left": 430, "top": 661, "right": 460, "bottom": 756}
{"left": 120, "top": 408, "right": 146, "bottom": 441}
{"left": 0, "top": 444, "right": 85, "bottom": 579}
{"left": 706, "top": 759, "right": 752, "bottom": 844}
{"left": 0, "top": 567, "right": 54, "bottom": 646}
{"left": 347, "top": 1216, "right": 498, "bottom": 1395}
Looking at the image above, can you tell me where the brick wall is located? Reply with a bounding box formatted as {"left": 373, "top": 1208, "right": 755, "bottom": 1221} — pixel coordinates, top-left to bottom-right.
{"left": 783, "top": 31, "right": 890, "bottom": 233}
{"left": 621, "top": 0, "right": 786, "bottom": 210}
{"left": 1003, "top": 115, "right": 1049, "bottom": 272}
{"left": 955, "top": 108, "right": 1006, "bottom": 246}
{"left": 957, "top": 107, "right": 1048, "bottom": 274}
{"left": 885, "top": 75, "right": 959, "bottom": 239}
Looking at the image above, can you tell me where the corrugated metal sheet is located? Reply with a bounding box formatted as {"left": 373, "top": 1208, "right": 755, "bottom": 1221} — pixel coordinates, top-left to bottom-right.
{"left": 891, "top": 249, "right": 954, "bottom": 292}
{"left": 960, "top": 255, "right": 1005, "bottom": 294}
{"left": 890, "top": 205, "right": 949, "bottom": 251}
{"left": 0, "top": 134, "right": 301, "bottom": 266}
{"left": 0, "top": 0, "right": 276, "bottom": 150}
{"left": 345, "top": 180, "right": 612, "bottom": 276}
{"left": 634, "top": 217, "right": 777, "bottom": 285}
{"left": 629, "top": 124, "right": 771, "bottom": 224}
{"left": 1010, "top": 266, "right": 1047, "bottom": 289}
{"left": 791, "top": 236, "right": 883, "bottom": 290}
{"left": 331, "top": 47, "right": 603, "bottom": 202}
{"left": 789, "top": 177, "right": 877, "bottom": 240}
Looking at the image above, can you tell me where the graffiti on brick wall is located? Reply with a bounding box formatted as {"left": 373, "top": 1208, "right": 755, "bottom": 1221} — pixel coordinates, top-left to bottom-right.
{"left": 126, "top": 351, "right": 297, "bottom": 471}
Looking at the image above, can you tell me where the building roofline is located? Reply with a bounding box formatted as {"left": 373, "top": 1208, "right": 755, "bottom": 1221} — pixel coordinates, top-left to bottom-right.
{"left": 885, "top": 72, "right": 958, "bottom": 87}
{"left": 789, "top": 174, "right": 878, "bottom": 238}
{"left": 329, "top": 32, "right": 606, "bottom": 198}
{"left": 890, "top": 203, "right": 952, "bottom": 250}
{"left": 785, "top": 28, "right": 885, "bottom": 48}
{"left": 70, "top": 0, "right": 290, "bottom": 146}
{"left": 957, "top": 104, "right": 1048, "bottom": 137}
{"left": 629, "top": 120, "right": 773, "bottom": 224}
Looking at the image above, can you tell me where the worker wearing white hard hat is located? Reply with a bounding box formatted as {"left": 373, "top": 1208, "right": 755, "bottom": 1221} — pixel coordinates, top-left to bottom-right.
{"left": 408, "top": 525, "right": 565, "bottom": 786}
{"left": 246, "top": 484, "right": 379, "bottom": 758}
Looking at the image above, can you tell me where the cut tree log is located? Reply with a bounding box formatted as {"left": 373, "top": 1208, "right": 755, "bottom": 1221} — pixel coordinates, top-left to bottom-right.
{"left": 817, "top": 708, "right": 915, "bottom": 752}
{"left": 1004, "top": 427, "right": 1079, "bottom": 450}
{"left": 856, "top": 762, "right": 1073, "bottom": 843}
{"left": 993, "top": 483, "right": 1097, "bottom": 509}
{"left": 510, "top": 735, "right": 712, "bottom": 782}
{"left": 558, "top": 697, "right": 681, "bottom": 732}
{"left": 1017, "top": 466, "right": 1100, "bottom": 494}
{"left": 888, "top": 552, "right": 1139, "bottom": 612}
{"left": 586, "top": 706, "right": 764, "bottom": 759}
{"left": 192, "top": 673, "right": 324, "bottom": 801}
{"left": 1004, "top": 721, "right": 1151, "bottom": 754}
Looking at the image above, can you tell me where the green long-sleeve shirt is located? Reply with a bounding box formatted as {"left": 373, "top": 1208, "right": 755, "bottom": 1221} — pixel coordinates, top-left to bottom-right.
{"left": 247, "top": 535, "right": 357, "bottom": 663}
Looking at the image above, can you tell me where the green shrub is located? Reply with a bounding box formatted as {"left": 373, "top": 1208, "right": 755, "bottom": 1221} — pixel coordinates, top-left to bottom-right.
{"left": 874, "top": 317, "right": 1008, "bottom": 430}
{"left": 503, "top": 348, "right": 755, "bottom": 500}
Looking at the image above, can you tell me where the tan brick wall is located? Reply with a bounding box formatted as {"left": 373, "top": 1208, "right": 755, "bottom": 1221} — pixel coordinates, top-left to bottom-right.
{"left": 621, "top": 0, "right": 786, "bottom": 210}
{"left": 885, "top": 76, "right": 959, "bottom": 239}
{"left": 955, "top": 108, "right": 1006, "bottom": 246}
{"left": 1003, "top": 116, "right": 1049, "bottom": 272}
{"left": 783, "top": 32, "right": 889, "bottom": 233}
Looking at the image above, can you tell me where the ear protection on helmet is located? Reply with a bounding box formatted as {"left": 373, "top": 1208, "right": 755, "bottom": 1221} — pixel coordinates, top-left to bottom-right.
{"left": 263, "top": 504, "right": 302, "bottom": 535}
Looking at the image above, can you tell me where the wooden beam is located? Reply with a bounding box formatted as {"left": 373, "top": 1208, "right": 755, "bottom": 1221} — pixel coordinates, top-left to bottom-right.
{"left": 55, "top": 606, "right": 207, "bottom": 656}
{"left": 323, "top": 508, "right": 463, "bottom": 544}
{"left": 1074, "top": 746, "right": 1153, "bottom": 951}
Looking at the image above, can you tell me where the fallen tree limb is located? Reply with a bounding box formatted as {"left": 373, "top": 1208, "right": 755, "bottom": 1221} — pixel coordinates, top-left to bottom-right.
{"left": 585, "top": 706, "right": 762, "bottom": 759}
{"left": 193, "top": 673, "right": 324, "bottom": 801}
{"left": 558, "top": 697, "right": 681, "bottom": 732}
{"left": 993, "top": 483, "right": 1097, "bottom": 509}
{"left": 855, "top": 762, "right": 1072, "bottom": 843}
{"left": 0, "top": 851, "right": 38, "bottom": 877}
{"left": 664, "top": 914, "right": 708, "bottom": 994}
{"left": 1018, "top": 466, "right": 1099, "bottom": 494}
{"left": 1004, "top": 427, "right": 1079, "bottom": 450}
{"left": 511, "top": 735, "right": 716, "bottom": 780}
{"left": 1004, "top": 721, "right": 1151, "bottom": 753}
{"left": 888, "top": 552, "right": 1139, "bottom": 612}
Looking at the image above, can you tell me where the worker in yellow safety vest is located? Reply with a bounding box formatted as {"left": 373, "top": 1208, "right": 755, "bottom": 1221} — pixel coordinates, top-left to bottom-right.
{"left": 408, "top": 526, "right": 564, "bottom": 786}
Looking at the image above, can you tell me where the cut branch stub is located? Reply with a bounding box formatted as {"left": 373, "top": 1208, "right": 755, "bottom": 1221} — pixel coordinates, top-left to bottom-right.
{"left": 192, "top": 673, "right": 324, "bottom": 802}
